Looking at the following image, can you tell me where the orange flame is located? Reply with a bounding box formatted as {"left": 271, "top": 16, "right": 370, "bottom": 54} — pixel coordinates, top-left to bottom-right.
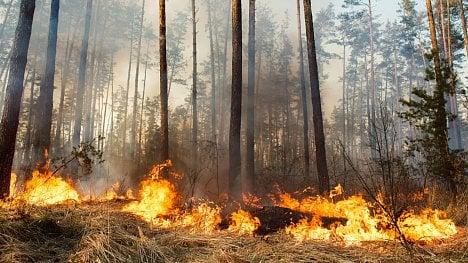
{"left": 9, "top": 173, "right": 17, "bottom": 198}
{"left": 228, "top": 209, "right": 260, "bottom": 235}
{"left": 17, "top": 170, "right": 80, "bottom": 206}
{"left": 177, "top": 203, "right": 222, "bottom": 233}
{"left": 277, "top": 187, "right": 457, "bottom": 244}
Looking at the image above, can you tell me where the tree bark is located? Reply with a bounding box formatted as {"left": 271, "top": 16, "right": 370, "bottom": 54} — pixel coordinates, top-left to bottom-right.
{"left": 32, "top": 0, "right": 59, "bottom": 170}
{"left": 229, "top": 0, "right": 242, "bottom": 201}
{"left": 0, "top": 0, "right": 35, "bottom": 198}
{"left": 302, "top": 0, "right": 329, "bottom": 195}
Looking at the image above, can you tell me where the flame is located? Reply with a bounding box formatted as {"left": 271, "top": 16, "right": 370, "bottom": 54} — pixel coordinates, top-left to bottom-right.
{"left": 243, "top": 193, "right": 263, "bottom": 209}
{"left": 17, "top": 170, "right": 80, "bottom": 206}
{"left": 177, "top": 203, "right": 222, "bottom": 233}
{"left": 9, "top": 173, "right": 17, "bottom": 198}
{"left": 277, "top": 187, "right": 457, "bottom": 244}
{"left": 122, "top": 162, "right": 181, "bottom": 223}
{"left": 122, "top": 177, "right": 180, "bottom": 222}
{"left": 228, "top": 209, "right": 260, "bottom": 235}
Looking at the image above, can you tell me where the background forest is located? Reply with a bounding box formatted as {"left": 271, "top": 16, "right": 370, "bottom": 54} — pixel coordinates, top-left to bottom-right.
{"left": 0, "top": 0, "right": 466, "bottom": 211}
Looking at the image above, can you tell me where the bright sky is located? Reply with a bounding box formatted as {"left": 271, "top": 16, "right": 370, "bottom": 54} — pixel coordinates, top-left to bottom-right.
{"left": 139, "top": 0, "right": 432, "bottom": 116}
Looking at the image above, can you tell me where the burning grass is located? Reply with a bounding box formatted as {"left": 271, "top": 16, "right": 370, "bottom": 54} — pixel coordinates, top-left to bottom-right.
{"left": 0, "top": 201, "right": 466, "bottom": 263}
{"left": 1, "top": 162, "right": 466, "bottom": 262}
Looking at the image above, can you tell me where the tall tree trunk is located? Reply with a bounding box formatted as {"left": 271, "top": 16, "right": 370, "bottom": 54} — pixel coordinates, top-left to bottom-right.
{"left": 207, "top": 0, "right": 216, "bottom": 145}
{"left": 123, "top": 11, "right": 135, "bottom": 160}
{"left": 425, "top": 0, "right": 456, "bottom": 199}
{"left": 137, "top": 44, "right": 148, "bottom": 164}
{"left": 368, "top": 0, "right": 377, "bottom": 157}
{"left": 101, "top": 55, "right": 113, "bottom": 152}
{"left": 341, "top": 31, "right": 347, "bottom": 175}
{"left": 229, "top": 0, "right": 242, "bottom": 201}
{"left": 72, "top": 0, "right": 93, "bottom": 159}
{"left": 245, "top": 0, "right": 255, "bottom": 194}
{"left": 219, "top": 6, "right": 231, "bottom": 146}
{"left": 445, "top": 0, "right": 462, "bottom": 150}
{"left": 84, "top": 0, "right": 99, "bottom": 143}
{"left": 32, "top": 0, "right": 59, "bottom": 170}
{"left": 302, "top": 0, "right": 329, "bottom": 195}
{"left": 160, "top": 0, "right": 169, "bottom": 166}
{"left": 131, "top": 0, "right": 145, "bottom": 160}
{"left": 191, "top": 0, "right": 198, "bottom": 172}
{"left": 0, "top": 0, "right": 35, "bottom": 198}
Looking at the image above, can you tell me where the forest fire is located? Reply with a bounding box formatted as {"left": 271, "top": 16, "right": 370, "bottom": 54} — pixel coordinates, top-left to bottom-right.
{"left": 10, "top": 170, "right": 80, "bottom": 206}
{"left": 0, "top": 164, "right": 459, "bottom": 244}
{"left": 276, "top": 188, "right": 458, "bottom": 244}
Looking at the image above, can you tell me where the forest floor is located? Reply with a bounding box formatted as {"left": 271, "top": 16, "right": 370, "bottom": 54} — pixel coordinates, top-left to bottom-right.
{"left": 0, "top": 201, "right": 467, "bottom": 263}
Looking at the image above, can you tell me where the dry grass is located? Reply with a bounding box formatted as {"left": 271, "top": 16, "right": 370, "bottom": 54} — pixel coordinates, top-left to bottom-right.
{"left": 0, "top": 201, "right": 467, "bottom": 263}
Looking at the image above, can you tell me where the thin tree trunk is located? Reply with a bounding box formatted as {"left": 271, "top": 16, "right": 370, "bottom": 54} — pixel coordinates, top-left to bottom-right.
{"left": 84, "top": 0, "right": 99, "bottom": 142}
{"left": 160, "top": 0, "right": 169, "bottom": 166}
{"left": 137, "top": 44, "right": 148, "bottom": 164}
{"left": 229, "top": 0, "right": 242, "bottom": 201}
{"left": 245, "top": 0, "right": 255, "bottom": 194}
{"left": 72, "top": 0, "right": 93, "bottom": 153}
{"left": 219, "top": 6, "right": 231, "bottom": 146}
{"left": 207, "top": 0, "right": 216, "bottom": 145}
{"left": 23, "top": 54, "right": 37, "bottom": 165}
{"left": 368, "top": 0, "right": 377, "bottom": 157}
{"left": 123, "top": 11, "right": 135, "bottom": 159}
{"left": 302, "top": 0, "right": 329, "bottom": 195}
{"left": 32, "top": 0, "right": 59, "bottom": 170}
{"left": 0, "top": 0, "right": 35, "bottom": 198}
{"left": 101, "top": 56, "right": 113, "bottom": 152}
{"left": 131, "top": 0, "right": 145, "bottom": 160}
{"left": 191, "top": 0, "right": 198, "bottom": 172}
{"left": 341, "top": 31, "right": 347, "bottom": 174}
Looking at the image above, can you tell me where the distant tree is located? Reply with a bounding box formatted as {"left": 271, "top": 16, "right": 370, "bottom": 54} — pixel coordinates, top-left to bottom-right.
{"left": 0, "top": 0, "right": 35, "bottom": 198}
{"left": 303, "top": 0, "right": 330, "bottom": 195}
{"left": 167, "top": 11, "right": 188, "bottom": 95}
{"left": 229, "top": 0, "right": 242, "bottom": 201}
